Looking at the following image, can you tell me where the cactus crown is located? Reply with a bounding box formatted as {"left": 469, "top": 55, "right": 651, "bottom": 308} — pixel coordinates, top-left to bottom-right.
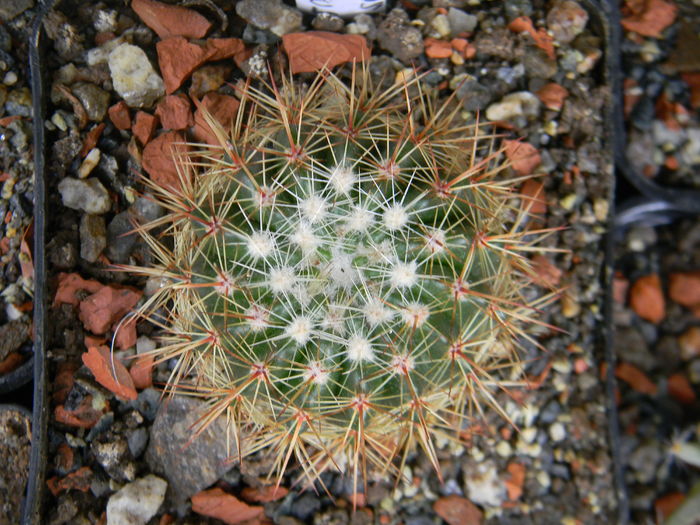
{"left": 133, "top": 66, "right": 555, "bottom": 493}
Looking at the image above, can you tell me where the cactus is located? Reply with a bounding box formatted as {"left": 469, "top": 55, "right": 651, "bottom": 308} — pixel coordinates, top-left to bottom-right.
{"left": 131, "top": 66, "right": 557, "bottom": 493}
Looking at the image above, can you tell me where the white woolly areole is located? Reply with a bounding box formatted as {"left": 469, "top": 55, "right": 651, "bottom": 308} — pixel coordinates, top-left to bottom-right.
{"left": 401, "top": 302, "right": 430, "bottom": 327}
{"left": 292, "top": 283, "right": 312, "bottom": 307}
{"left": 321, "top": 304, "right": 347, "bottom": 335}
{"left": 383, "top": 204, "right": 409, "bottom": 231}
{"left": 363, "top": 297, "right": 394, "bottom": 327}
{"left": 215, "top": 272, "right": 235, "bottom": 296}
{"left": 285, "top": 316, "right": 314, "bottom": 345}
{"left": 390, "top": 354, "right": 415, "bottom": 374}
{"left": 254, "top": 185, "right": 275, "bottom": 208}
{"left": 268, "top": 266, "right": 296, "bottom": 294}
{"left": 425, "top": 228, "right": 446, "bottom": 255}
{"left": 300, "top": 194, "right": 328, "bottom": 223}
{"left": 390, "top": 261, "right": 418, "bottom": 288}
{"left": 328, "top": 165, "right": 356, "bottom": 195}
{"left": 346, "top": 335, "right": 374, "bottom": 362}
{"left": 325, "top": 251, "right": 358, "bottom": 290}
{"left": 245, "top": 304, "right": 269, "bottom": 332}
{"left": 346, "top": 206, "right": 374, "bottom": 233}
{"left": 291, "top": 221, "right": 321, "bottom": 254}
{"left": 247, "top": 231, "right": 275, "bottom": 259}
{"left": 303, "top": 360, "right": 330, "bottom": 385}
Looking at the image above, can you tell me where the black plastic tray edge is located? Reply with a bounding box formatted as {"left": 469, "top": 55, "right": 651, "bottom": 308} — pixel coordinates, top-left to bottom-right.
{"left": 19, "top": 0, "right": 628, "bottom": 523}
{"left": 23, "top": 0, "right": 55, "bottom": 522}
{"left": 607, "top": 0, "right": 700, "bottom": 214}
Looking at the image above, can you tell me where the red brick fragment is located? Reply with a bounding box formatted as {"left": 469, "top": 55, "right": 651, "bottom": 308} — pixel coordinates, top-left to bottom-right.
{"left": 82, "top": 345, "right": 138, "bottom": 401}
{"left": 156, "top": 94, "right": 194, "bottom": 130}
{"left": 191, "top": 488, "right": 264, "bottom": 525}
{"left": 629, "top": 274, "right": 665, "bottom": 324}
{"left": 108, "top": 101, "right": 131, "bottom": 130}
{"left": 433, "top": 495, "right": 483, "bottom": 525}
{"left": 282, "top": 32, "right": 369, "bottom": 74}
{"left": 193, "top": 93, "right": 240, "bottom": 146}
{"left": 132, "top": 0, "right": 212, "bottom": 39}
{"left": 132, "top": 111, "right": 159, "bottom": 146}
{"left": 142, "top": 130, "right": 190, "bottom": 192}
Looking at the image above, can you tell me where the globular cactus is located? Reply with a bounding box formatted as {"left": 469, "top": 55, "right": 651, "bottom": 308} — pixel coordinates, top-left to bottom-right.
{"left": 132, "top": 66, "right": 555, "bottom": 493}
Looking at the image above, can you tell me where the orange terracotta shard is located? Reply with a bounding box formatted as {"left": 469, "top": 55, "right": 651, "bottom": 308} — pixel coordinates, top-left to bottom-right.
{"left": 82, "top": 345, "right": 138, "bottom": 401}
{"left": 621, "top": 0, "right": 677, "bottom": 38}
{"left": 629, "top": 274, "right": 665, "bottom": 323}
{"left": 282, "top": 32, "right": 369, "bottom": 74}
{"left": 132, "top": 0, "right": 212, "bottom": 40}
{"left": 191, "top": 488, "right": 264, "bottom": 525}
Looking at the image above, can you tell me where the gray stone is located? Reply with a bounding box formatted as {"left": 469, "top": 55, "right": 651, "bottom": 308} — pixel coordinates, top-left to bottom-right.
{"left": 377, "top": 8, "right": 424, "bottom": 64}
{"left": 108, "top": 44, "right": 164, "bottom": 108}
{"left": 92, "top": 438, "right": 135, "bottom": 482}
{"left": 71, "top": 83, "right": 110, "bottom": 122}
{"left": 312, "top": 12, "right": 345, "bottom": 32}
{"left": 127, "top": 427, "right": 149, "bottom": 458}
{"left": 106, "top": 210, "right": 137, "bottom": 264}
{"left": 106, "top": 475, "right": 167, "bottom": 525}
{"left": 474, "top": 28, "right": 514, "bottom": 60}
{"left": 519, "top": 46, "right": 558, "bottom": 79}
{"left": 145, "top": 396, "right": 236, "bottom": 504}
{"left": 290, "top": 493, "right": 321, "bottom": 521}
{"left": 58, "top": 177, "right": 111, "bottom": 215}
{"left": 236, "top": 0, "right": 303, "bottom": 37}
{"left": 79, "top": 214, "right": 107, "bottom": 263}
{"left": 546, "top": 0, "right": 588, "bottom": 44}
{"left": 0, "top": 320, "right": 28, "bottom": 361}
{"left": 0, "top": 0, "right": 33, "bottom": 21}
{"left": 456, "top": 79, "right": 493, "bottom": 112}
{"left": 5, "top": 87, "right": 32, "bottom": 117}
{"left": 447, "top": 8, "right": 477, "bottom": 34}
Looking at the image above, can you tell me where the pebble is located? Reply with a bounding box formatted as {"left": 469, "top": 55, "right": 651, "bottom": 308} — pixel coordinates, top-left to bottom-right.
{"left": 455, "top": 78, "right": 493, "bottom": 111}
{"left": 546, "top": 0, "right": 588, "bottom": 44}
{"left": 377, "top": 8, "right": 424, "bottom": 64}
{"left": 311, "top": 12, "right": 345, "bottom": 32}
{"left": 235, "top": 0, "right": 303, "bottom": 37}
{"left": 58, "top": 177, "right": 111, "bottom": 215}
{"left": 5, "top": 87, "right": 32, "bottom": 117}
{"left": 485, "top": 91, "right": 541, "bottom": 121}
{"left": 346, "top": 14, "right": 376, "bottom": 38}
{"left": 0, "top": 0, "right": 34, "bottom": 22}
{"left": 145, "top": 395, "right": 233, "bottom": 504}
{"left": 92, "top": 438, "right": 135, "bottom": 482}
{"left": 549, "top": 422, "right": 566, "bottom": 442}
{"left": 463, "top": 460, "right": 505, "bottom": 507}
{"left": 108, "top": 43, "right": 164, "bottom": 108}
{"left": 127, "top": 427, "right": 149, "bottom": 458}
{"left": 448, "top": 7, "right": 477, "bottom": 34}
{"left": 106, "top": 475, "right": 167, "bottom": 525}
{"left": 79, "top": 214, "right": 107, "bottom": 263}
{"left": 78, "top": 148, "right": 101, "bottom": 178}
{"left": 290, "top": 493, "right": 322, "bottom": 521}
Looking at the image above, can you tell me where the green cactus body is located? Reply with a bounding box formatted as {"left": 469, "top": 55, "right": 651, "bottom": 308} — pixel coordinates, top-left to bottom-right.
{"left": 136, "top": 68, "right": 553, "bottom": 488}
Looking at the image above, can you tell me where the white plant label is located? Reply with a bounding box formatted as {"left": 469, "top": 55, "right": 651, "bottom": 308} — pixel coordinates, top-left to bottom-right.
{"left": 296, "top": 0, "right": 386, "bottom": 17}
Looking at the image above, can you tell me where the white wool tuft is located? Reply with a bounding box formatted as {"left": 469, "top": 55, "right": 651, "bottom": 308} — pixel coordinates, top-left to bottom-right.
{"left": 247, "top": 231, "right": 275, "bottom": 259}
{"left": 300, "top": 194, "right": 328, "bottom": 223}
{"left": 383, "top": 204, "right": 409, "bottom": 231}
{"left": 390, "top": 261, "right": 418, "bottom": 288}
{"left": 346, "top": 335, "right": 375, "bottom": 362}
{"left": 285, "top": 316, "right": 314, "bottom": 345}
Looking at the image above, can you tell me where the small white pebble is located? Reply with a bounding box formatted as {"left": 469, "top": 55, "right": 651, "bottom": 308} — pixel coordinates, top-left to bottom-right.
{"left": 495, "top": 440, "right": 512, "bottom": 457}
{"left": 549, "top": 422, "right": 566, "bottom": 442}
{"left": 78, "top": 148, "right": 101, "bottom": 179}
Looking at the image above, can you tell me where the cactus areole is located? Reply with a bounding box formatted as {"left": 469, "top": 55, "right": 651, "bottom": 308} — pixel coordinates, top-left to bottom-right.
{"left": 134, "top": 66, "right": 555, "bottom": 492}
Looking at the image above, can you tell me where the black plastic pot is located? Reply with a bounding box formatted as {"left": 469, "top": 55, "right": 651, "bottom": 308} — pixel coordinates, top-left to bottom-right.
{"left": 22, "top": 0, "right": 626, "bottom": 523}
{"left": 0, "top": 351, "right": 34, "bottom": 396}
{"left": 23, "top": 0, "right": 52, "bottom": 523}
{"left": 606, "top": 0, "right": 700, "bottom": 215}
